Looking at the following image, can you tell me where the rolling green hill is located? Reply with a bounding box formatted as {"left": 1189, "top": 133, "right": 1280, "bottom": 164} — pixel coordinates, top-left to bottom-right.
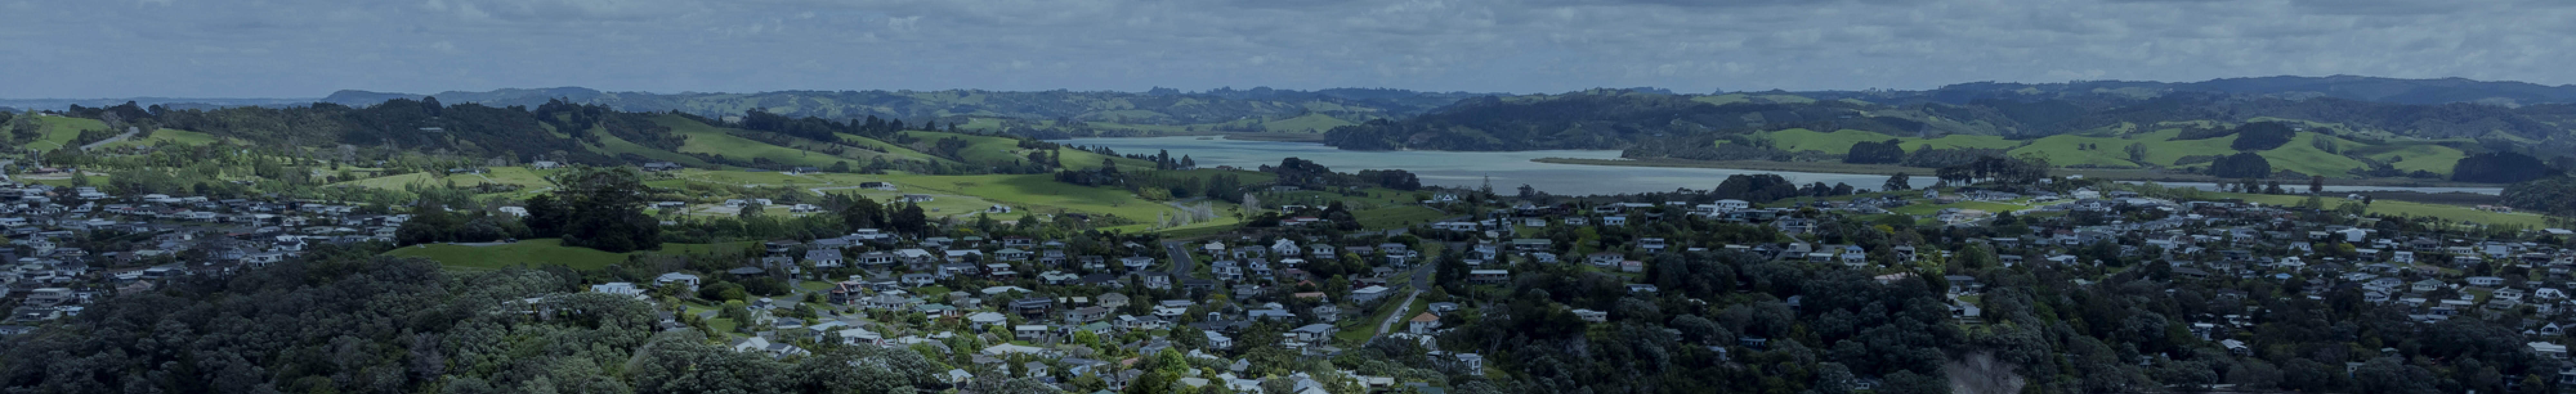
{"left": 1748, "top": 122, "right": 2479, "bottom": 179}
{"left": 25, "top": 115, "right": 103, "bottom": 151}
{"left": 1757, "top": 129, "right": 2020, "bottom": 154}
{"left": 655, "top": 116, "right": 855, "bottom": 168}
{"left": 902, "top": 130, "right": 1156, "bottom": 171}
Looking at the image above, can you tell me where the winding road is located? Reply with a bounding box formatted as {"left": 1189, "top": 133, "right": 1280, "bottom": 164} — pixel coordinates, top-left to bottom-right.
{"left": 76, "top": 127, "right": 139, "bottom": 151}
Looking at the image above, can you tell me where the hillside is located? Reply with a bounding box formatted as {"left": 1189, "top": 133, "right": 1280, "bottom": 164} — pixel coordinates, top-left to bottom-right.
{"left": 1323, "top": 89, "right": 2576, "bottom": 180}
{"left": 304, "top": 87, "right": 1494, "bottom": 137}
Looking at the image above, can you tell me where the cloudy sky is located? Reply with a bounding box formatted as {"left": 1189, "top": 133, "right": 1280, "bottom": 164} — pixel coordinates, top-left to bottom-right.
{"left": 1, "top": 0, "right": 2569, "bottom": 98}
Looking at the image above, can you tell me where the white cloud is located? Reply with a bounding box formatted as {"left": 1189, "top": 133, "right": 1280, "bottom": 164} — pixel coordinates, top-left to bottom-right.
{"left": 3, "top": 0, "right": 2576, "bottom": 98}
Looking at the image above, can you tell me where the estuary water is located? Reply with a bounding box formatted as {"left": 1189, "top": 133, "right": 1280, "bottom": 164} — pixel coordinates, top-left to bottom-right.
{"left": 1053, "top": 136, "right": 2506, "bottom": 196}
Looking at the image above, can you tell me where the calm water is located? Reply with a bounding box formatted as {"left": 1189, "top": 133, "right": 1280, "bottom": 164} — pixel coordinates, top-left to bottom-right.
{"left": 2128, "top": 182, "right": 2502, "bottom": 195}
{"left": 1055, "top": 136, "right": 2512, "bottom": 196}
{"left": 1053, "top": 136, "right": 1891, "bottom": 195}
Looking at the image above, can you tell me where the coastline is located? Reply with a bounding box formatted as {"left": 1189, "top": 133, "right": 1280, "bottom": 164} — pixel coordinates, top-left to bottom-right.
{"left": 1528, "top": 157, "right": 2509, "bottom": 188}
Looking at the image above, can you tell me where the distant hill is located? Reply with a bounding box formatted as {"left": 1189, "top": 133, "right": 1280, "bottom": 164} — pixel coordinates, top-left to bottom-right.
{"left": 1322, "top": 87, "right": 2576, "bottom": 179}
{"left": 316, "top": 87, "right": 1497, "bottom": 135}
{"left": 0, "top": 97, "right": 319, "bottom": 111}
{"left": 1906, "top": 76, "right": 2576, "bottom": 106}
{"left": 52, "top": 99, "right": 1104, "bottom": 175}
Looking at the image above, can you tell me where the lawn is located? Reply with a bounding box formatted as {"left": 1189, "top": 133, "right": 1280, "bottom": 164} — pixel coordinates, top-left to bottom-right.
{"left": 2253, "top": 133, "right": 2370, "bottom": 178}
{"left": 834, "top": 133, "right": 952, "bottom": 165}
{"left": 1337, "top": 294, "right": 1412, "bottom": 345}
{"left": 387, "top": 239, "right": 634, "bottom": 270}
{"left": 706, "top": 318, "right": 740, "bottom": 337}
{"left": 2006, "top": 134, "right": 2144, "bottom": 168}
{"left": 587, "top": 132, "right": 721, "bottom": 169}
{"left": 386, "top": 239, "right": 756, "bottom": 270}
{"left": 27, "top": 115, "right": 104, "bottom": 151}
{"left": 2123, "top": 128, "right": 2241, "bottom": 166}
{"left": 98, "top": 129, "right": 222, "bottom": 149}
{"left": 656, "top": 115, "right": 853, "bottom": 168}
{"left": 2222, "top": 193, "right": 2549, "bottom": 228}
{"left": 1357, "top": 206, "right": 1448, "bottom": 230}
{"left": 2352, "top": 142, "right": 2467, "bottom": 175}
{"left": 1887, "top": 200, "right": 2033, "bottom": 216}
{"left": 333, "top": 167, "right": 560, "bottom": 194}
{"left": 807, "top": 172, "right": 1240, "bottom": 233}
{"left": 904, "top": 130, "right": 1157, "bottom": 171}
{"left": 1757, "top": 128, "right": 2019, "bottom": 155}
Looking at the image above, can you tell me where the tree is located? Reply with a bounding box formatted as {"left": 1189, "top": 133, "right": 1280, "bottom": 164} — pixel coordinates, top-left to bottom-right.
{"left": 1845, "top": 139, "right": 1906, "bottom": 164}
{"left": 2209, "top": 152, "right": 2272, "bottom": 179}
{"left": 2230, "top": 122, "right": 2297, "bottom": 151}
{"left": 2308, "top": 175, "right": 2325, "bottom": 195}
{"left": 2454, "top": 151, "right": 2553, "bottom": 183}
{"left": 2126, "top": 142, "right": 2149, "bottom": 164}
{"left": 1883, "top": 172, "right": 1911, "bottom": 191}
{"left": 523, "top": 193, "right": 567, "bottom": 238}
{"left": 891, "top": 203, "right": 930, "bottom": 235}
{"left": 839, "top": 195, "right": 887, "bottom": 231}
{"left": 549, "top": 166, "right": 661, "bottom": 252}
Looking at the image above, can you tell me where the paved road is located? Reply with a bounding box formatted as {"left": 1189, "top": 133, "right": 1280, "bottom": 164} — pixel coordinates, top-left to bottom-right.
{"left": 1161, "top": 240, "right": 1197, "bottom": 275}
{"left": 1369, "top": 289, "right": 1424, "bottom": 341}
{"left": 77, "top": 128, "right": 139, "bottom": 151}
{"left": 1363, "top": 239, "right": 1448, "bottom": 343}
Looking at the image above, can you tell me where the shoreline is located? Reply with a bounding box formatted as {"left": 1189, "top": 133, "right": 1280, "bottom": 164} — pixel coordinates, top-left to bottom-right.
{"left": 1529, "top": 157, "right": 2509, "bottom": 188}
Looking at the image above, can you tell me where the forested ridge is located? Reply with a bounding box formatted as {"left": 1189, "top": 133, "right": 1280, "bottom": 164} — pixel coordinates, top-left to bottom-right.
{"left": 0, "top": 245, "right": 967, "bottom": 394}
{"left": 1319, "top": 87, "right": 2576, "bottom": 171}
{"left": 308, "top": 86, "right": 1493, "bottom": 134}
{"left": 44, "top": 99, "right": 1043, "bottom": 175}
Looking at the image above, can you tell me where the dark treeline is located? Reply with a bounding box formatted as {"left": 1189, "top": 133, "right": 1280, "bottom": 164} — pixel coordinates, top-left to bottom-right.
{"left": 1843, "top": 139, "right": 1907, "bottom": 164}
{"left": 2456, "top": 151, "right": 2553, "bottom": 183}
{"left": 1406, "top": 202, "right": 2566, "bottom": 394}
{"left": 49, "top": 100, "right": 993, "bottom": 174}
{"left": 0, "top": 245, "right": 979, "bottom": 394}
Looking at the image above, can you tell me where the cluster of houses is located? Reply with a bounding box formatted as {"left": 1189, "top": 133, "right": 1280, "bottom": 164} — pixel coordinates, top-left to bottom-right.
{"left": 1, "top": 184, "right": 388, "bottom": 331}
{"left": 571, "top": 225, "right": 1481, "bottom": 392}
{"left": 1416, "top": 185, "right": 2576, "bottom": 384}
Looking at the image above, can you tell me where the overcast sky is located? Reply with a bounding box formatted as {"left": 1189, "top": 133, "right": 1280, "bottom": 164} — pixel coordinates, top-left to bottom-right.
{"left": 2, "top": 0, "right": 2569, "bottom": 98}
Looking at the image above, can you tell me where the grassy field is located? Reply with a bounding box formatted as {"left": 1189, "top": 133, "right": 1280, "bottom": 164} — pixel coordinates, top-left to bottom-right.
{"left": 2221, "top": 193, "right": 2549, "bottom": 228}
{"left": 27, "top": 115, "right": 103, "bottom": 151}
{"left": 2253, "top": 133, "right": 2370, "bottom": 178}
{"left": 904, "top": 130, "right": 1156, "bottom": 171}
{"left": 2352, "top": 142, "right": 2468, "bottom": 175}
{"left": 833, "top": 133, "right": 954, "bottom": 165}
{"left": 97, "top": 129, "right": 223, "bottom": 149}
{"left": 1260, "top": 113, "right": 1356, "bottom": 133}
{"left": 1886, "top": 200, "right": 2035, "bottom": 216}
{"left": 797, "top": 172, "right": 1242, "bottom": 233}
{"left": 387, "top": 239, "right": 756, "bottom": 270}
{"left": 586, "top": 132, "right": 723, "bottom": 169}
{"left": 1756, "top": 129, "right": 2020, "bottom": 154}
{"left": 335, "top": 167, "right": 561, "bottom": 193}
{"left": 654, "top": 115, "right": 852, "bottom": 168}
{"left": 2121, "top": 128, "right": 2240, "bottom": 167}
{"left": 2006, "top": 134, "right": 2143, "bottom": 168}
{"left": 388, "top": 239, "right": 634, "bottom": 270}
{"left": 1356, "top": 206, "right": 1449, "bottom": 229}
{"left": 1739, "top": 125, "right": 2433, "bottom": 179}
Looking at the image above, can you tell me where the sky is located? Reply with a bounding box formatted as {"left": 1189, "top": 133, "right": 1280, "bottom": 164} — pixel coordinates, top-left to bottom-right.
{"left": 1, "top": 0, "right": 2571, "bottom": 98}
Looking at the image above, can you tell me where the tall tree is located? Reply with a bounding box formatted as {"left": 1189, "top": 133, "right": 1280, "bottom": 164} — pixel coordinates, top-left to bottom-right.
{"left": 552, "top": 166, "right": 661, "bottom": 252}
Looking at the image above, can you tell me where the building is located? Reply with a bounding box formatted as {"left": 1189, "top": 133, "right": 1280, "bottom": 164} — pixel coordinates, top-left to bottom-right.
{"left": 1408, "top": 312, "right": 1441, "bottom": 334}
